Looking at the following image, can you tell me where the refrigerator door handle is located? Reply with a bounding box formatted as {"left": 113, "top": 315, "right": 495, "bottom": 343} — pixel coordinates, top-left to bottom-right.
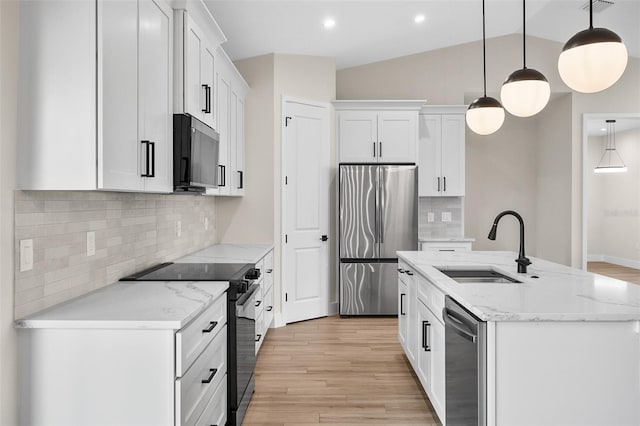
{"left": 378, "top": 167, "right": 384, "bottom": 245}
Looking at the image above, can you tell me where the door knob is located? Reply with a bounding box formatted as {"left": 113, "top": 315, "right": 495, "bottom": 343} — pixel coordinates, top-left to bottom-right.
{"left": 321, "top": 235, "right": 328, "bottom": 242}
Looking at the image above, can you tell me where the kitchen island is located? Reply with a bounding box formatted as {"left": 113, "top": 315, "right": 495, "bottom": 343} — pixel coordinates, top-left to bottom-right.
{"left": 398, "top": 250, "right": 640, "bottom": 426}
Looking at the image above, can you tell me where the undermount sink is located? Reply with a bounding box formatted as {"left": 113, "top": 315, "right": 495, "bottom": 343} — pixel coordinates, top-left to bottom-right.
{"left": 436, "top": 268, "right": 522, "bottom": 284}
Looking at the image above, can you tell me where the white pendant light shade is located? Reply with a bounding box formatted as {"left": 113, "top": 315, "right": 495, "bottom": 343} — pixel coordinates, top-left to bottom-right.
{"left": 501, "top": 68, "right": 551, "bottom": 117}
{"left": 558, "top": 15, "right": 628, "bottom": 93}
{"left": 466, "top": 97, "right": 506, "bottom": 136}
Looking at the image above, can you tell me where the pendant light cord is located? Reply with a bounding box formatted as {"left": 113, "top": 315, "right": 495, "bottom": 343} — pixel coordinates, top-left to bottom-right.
{"left": 589, "top": 0, "right": 593, "bottom": 29}
{"left": 482, "top": 0, "right": 487, "bottom": 97}
{"left": 522, "top": 0, "right": 527, "bottom": 68}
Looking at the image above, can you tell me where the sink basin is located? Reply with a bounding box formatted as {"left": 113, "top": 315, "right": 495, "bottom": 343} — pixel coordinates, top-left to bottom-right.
{"left": 436, "top": 268, "right": 522, "bottom": 284}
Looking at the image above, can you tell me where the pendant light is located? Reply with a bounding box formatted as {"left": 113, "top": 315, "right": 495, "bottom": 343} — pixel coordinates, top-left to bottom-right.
{"left": 500, "top": 0, "right": 550, "bottom": 117}
{"left": 466, "top": 0, "right": 505, "bottom": 136}
{"left": 594, "top": 120, "right": 627, "bottom": 173}
{"left": 558, "top": 0, "right": 628, "bottom": 93}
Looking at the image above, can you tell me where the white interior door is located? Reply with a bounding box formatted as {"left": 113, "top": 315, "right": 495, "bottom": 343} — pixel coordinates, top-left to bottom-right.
{"left": 282, "top": 98, "right": 330, "bottom": 324}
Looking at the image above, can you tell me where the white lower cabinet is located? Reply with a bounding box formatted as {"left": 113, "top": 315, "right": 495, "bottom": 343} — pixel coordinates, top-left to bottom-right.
{"left": 416, "top": 299, "right": 446, "bottom": 421}
{"left": 18, "top": 290, "right": 228, "bottom": 425}
{"left": 397, "top": 262, "right": 416, "bottom": 367}
{"left": 255, "top": 249, "right": 274, "bottom": 353}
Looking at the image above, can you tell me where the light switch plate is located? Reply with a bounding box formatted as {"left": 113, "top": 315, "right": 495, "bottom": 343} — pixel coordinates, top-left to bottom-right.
{"left": 86, "top": 231, "right": 95, "bottom": 257}
{"left": 427, "top": 212, "right": 435, "bottom": 223}
{"left": 442, "top": 212, "right": 452, "bottom": 223}
{"left": 176, "top": 220, "right": 182, "bottom": 237}
{"left": 20, "top": 239, "right": 34, "bottom": 272}
{"left": 204, "top": 217, "right": 209, "bottom": 231}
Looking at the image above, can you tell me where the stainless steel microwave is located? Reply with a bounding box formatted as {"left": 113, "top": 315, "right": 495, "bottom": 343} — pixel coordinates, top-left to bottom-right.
{"left": 173, "top": 114, "right": 219, "bottom": 193}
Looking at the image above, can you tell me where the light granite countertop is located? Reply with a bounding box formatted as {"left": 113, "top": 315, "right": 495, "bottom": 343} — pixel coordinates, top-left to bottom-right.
{"left": 15, "top": 281, "right": 228, "bottom": 329}
{"left": 398, "top": 250, "right": 640, "bottom": 322}
{"left": 175, "top": 243, "right": 273, "bottom": 264}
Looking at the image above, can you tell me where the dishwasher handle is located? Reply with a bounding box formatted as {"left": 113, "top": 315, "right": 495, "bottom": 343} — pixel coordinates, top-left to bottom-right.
{"left": 442, "top": 307, "right": 477, "bottom": 343}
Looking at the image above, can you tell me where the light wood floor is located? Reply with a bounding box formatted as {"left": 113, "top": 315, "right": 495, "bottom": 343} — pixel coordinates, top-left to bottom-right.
{"left": 587, "top": 262, "right": 640, "bottom": 285}
{"left": 243, "top": 315, "right": 439, "bottom": 425}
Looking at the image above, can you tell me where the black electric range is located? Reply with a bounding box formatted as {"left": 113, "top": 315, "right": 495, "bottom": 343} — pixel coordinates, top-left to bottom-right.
{"left": 120, "top": 261, "right": 261, "bottom": 426}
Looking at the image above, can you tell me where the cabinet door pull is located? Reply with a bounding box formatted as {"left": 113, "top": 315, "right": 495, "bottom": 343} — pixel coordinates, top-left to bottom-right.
{"left": 255, "top": 334, "right": 262, "bottom": 342}
{"left": 397, "top": 268, "right": 405, "bottom": 273}
{"left": 437, "top": 176, "right": 440, "bottom": 192}
{"left": 202, "top": 321, "right": 218, "bottom": 333}
{"left": 406, "top": 270, "right": 414, "bottom": 276}
{"left": 400, "top": 293, "right": 405, "bottom": 315}
{"left": 255, "top": 300, "right": 262, "bottom": 307}
{"left": 141, "top": 140, "right": 150, "bottom": 177}
{"left": 218, "top": 165, "right": 226, "bottom": 187}
{"left": 238, "top": 171, "right": 244, "bottom": 189}
{"left": 443, "top": 176, "right": 446, "bottom": 192}
{"left": 379, "top": 141, "right": 382, "bottom": 158}
{"left": 148, "top": 141, "right": 155, "bottom": 178}
{"left": 201, "top": 368, "right": 218, "bottom": 384}
{"left": 266, "top": 306, "right": 273, "bottom": 312}
{"left": 266, "top": 269, "right": 273, "bottom": 274}
{"left": 202, "top": 84, "right": 211, "bottom": 114}
{"left": 422, "top": 321, "right": 431, "bottom": 352}
{"left": 373, "top": 142, "right": 376, "bottom": 157}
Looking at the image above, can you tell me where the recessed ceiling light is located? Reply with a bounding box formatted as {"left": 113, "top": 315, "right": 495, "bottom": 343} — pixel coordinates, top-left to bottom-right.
{"left": 323, "top": 18, "right": 335, "bottom": 29}
{"left": 414, "top": 14, "right": 425, "bottom": 23}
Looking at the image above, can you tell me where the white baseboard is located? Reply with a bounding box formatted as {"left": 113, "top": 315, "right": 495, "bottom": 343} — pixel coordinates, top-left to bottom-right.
{"left": 328, "top": 301, "right": 338, "bottom": 316}
{"left": 588, "top": 254, "right": 640, "bottom": 270}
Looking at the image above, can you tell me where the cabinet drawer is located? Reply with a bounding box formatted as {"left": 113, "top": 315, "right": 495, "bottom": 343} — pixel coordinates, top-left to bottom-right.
{"left": 195, "top": 374, "right": 227, "bottom": 426}
{"left": 417, "top": 274, "right": 446, "bottom": 322}
{"left": 176, "top": 294, "right": 226, "bottom": 377}
{"left": 264, "top": 251, "right": 274, "bottom": 292}
{"left": 263, "top": 286, "right": 274, "bottom": 331}
{"left": 176, "top": 324, "right": 227, "bottom": 426}
{"left": 255, "top": 311, "right": 264, "bottom": 353}
{"left": 255, "top": 282, "right": 264, "bottom": 319}
{"left": 398, "top": 260, "right": 409, "bottom": 284}
{"left": 420, "top": 242, "right": 472, "bottom": 252}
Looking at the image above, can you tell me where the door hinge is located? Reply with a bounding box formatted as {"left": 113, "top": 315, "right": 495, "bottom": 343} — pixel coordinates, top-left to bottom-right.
{"left": 285, "top": 116, "right": 292, "bottom": 127}
{"left": 285, "top": 293, "right": 288, "bottom": 302}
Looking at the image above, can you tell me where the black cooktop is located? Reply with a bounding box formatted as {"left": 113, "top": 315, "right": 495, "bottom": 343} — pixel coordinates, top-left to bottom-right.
{"left": 120, "top": 262, "right": 255, "bottom": 282}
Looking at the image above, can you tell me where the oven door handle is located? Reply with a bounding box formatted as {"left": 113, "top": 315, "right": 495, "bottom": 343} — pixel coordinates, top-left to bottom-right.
{"left": 442, "top": 307, "right": 477, "bottom": 343}
{"left": 236, "top": 284, "right": 259, "bottom": 307}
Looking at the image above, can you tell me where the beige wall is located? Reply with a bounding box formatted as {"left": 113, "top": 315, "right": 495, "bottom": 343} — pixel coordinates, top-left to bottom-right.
{"left": 588, "top": 128, "right": 640, "bottom": 263}
{"left": 1, "top": 1, "right": 19, "bottom": 423}
{"left": 219, "top": 54, "right": 337, "bottom": 318}
{"left": 337, "top": 34, "right": 640, "bottom": 266}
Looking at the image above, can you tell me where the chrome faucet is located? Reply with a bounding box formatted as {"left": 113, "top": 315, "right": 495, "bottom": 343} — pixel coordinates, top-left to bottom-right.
{"left": 487, "top": 210, "right": 531, "bottom": 273}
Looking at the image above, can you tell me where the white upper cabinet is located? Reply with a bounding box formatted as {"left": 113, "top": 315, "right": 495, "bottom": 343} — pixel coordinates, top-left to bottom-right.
{"left": 174, "top": 10, "right": 223, "bottom": 131}
{"left": 18, "top": 0, "right": 173, "bottom": 193}
{"left": 419, "top": 106, "right": 466, "bottom": 197}
{"left": 335, "top": 101, "right": 424, "bottom": 164}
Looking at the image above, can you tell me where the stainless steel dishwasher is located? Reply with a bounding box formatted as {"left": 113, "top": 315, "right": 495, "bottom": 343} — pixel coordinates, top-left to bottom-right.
{"left": 442, "top": 296, "right": 487, "bottom": 426}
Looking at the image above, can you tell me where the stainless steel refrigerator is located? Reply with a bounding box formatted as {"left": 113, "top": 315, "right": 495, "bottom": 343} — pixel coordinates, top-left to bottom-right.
{"left": 339, "top": 164, "right": 418, "bottom": 315}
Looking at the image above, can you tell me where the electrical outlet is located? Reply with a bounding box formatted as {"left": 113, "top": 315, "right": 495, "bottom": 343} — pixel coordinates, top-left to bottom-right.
{"left": 86, "top": 231, "right": 95, "bottom": 257}
{"left": 204, "top": 217, "right": 209, "bottom": 231}
{"left": 20, "top": 239, "right": 33, "bottom": 272}
{"left": 427, "top": 212, "right": 435, "bottom": 223}
{"left": 176, "top": 220, "right": 182, "bottom": 237}
{"left": 442, "top": 211, "right": 452, "bottom": 223}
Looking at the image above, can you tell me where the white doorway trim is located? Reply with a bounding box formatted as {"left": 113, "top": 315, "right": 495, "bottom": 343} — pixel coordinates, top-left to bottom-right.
{"left": 280, "top": 95, "right": 331, "bottom": 325}
{"left": 581, "top": 112, "right": 640, "bottom": 270}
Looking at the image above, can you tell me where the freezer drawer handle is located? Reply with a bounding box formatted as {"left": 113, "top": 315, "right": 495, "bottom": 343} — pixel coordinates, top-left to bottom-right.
{"left": 400, "top": 293, "right": 406, "bottom": 316}
{"left": 202, "top": 321, "right": 218, "bottom": 333}
{"left": 442, "top": 307, "right": 477, "bottom": 343}
{"left": 201, "top": 368, "right": 218, "bottom": 384}
{"left": 422, "top": 321, "right": 431, "bottom": 352}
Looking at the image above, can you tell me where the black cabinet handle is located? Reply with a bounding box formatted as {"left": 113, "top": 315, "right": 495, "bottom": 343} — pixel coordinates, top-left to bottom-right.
{"left": 266, "top": 306, "right": 273, "bottom": 312}
{"left": 141, "top": 140, "right": 150, "bottom": 177}
{"left": 397, "top": 268, "right": 405, "bottom": 273}
{"left": 218, "top": 165, "right": 226, "bottom": 187}
{"left": 202, "top": 84, "right": 211, "bottom": 114}
{"left": 255, "top": 300, "right": 262, "bottom": 307}
{"left": 443, "top": 176, "right": 447, "bottom": 192}
{"left": 321, "top": 235, "right": 328, "bottom": 242}
{"left": 400, "top": 293, "right": 405, "bottom": 316}
{"left": 266, "top": 269, "right": 273, "bottom": 274}
{"left": 201, "top": 368, "right": 218, "bottom": 384}
{"left": 379, "top": 141, "right": 382, "bottom": 157}
{"left": 238, "top": 171, "right": 244, "bottom": 189}
{"left": 148, "top": 141, "right": 155, "bottom": 178}
{"left": 255, "top": 334, "right": 262, "bottom": 342}
{"left": 406, "top": 271, "right": 414, "bottom": 276}
{"left": 202, "top": 321, "right": 218, "bottom": 333}
{"left": 422, "top": 321, "right": 431, "bottom": 352}
{"left": 437, "top": 176, "right": 441, "bottom": 192}
{"left": 373, "top": 142, "right": 376, "bottom": 157}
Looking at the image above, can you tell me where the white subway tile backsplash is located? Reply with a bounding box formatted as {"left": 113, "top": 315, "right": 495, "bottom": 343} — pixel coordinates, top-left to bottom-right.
{"left": 418, "top": 197, "right": 464, "bottom": 239}
{"left": 14, "top": 191, "right": 218, "bottom": 318}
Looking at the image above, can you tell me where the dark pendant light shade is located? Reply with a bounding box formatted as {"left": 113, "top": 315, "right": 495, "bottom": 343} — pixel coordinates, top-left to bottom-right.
{"left": 500, "top": 0, "right": 550, "bottom": 117}
{"left": 466, "top": 0, "right": 505, "bottom": 136}
{"left": 558, "top": 2, "right": 627, "bottom": 93}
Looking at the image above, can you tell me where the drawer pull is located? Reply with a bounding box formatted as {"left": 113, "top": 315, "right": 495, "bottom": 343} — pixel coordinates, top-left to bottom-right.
{"left": 255, "top": 300, "right": 262, "bottom": 307}
{"left": 255, "top": 334, "right": 262, "bottom": 342}
{"left": 266, "top": 269, "right": 273, "bottom": 274}
{"left": 266, "top": 306, "right": 273, "bottom": 312}
{"left": 202, "top": 321, "right": 218, "bottom": 333}
{"left": 201, "top": 368, "right": 218, "bottom": 384}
